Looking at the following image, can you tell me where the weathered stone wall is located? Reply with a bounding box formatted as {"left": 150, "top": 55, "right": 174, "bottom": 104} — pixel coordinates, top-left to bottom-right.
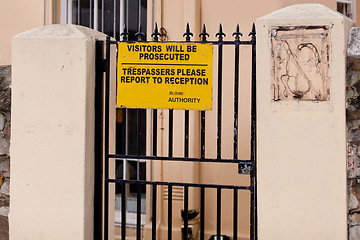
{"left": 0, "top": 65, "right": 11, "bottom": 239}
{"left": 347, "top": 27, "right": 360, "bottom": 239}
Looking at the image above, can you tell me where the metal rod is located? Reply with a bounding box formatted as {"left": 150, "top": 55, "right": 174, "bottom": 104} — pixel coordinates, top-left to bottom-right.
{"left": 153, "top": 109, "right": 157, "bottom": 156}
{"left": 217, "top": 44, "right": 223, "bottom": 160}
{"left": 233, "top": 188, "right": 238, "bottom": 240}
{"left": 108, "top": 179, "right": 252, "bottom": 191}
{"left": 150, "top": 23, "right": 159, "bottom": 231}
{"left": 106, "top": 39, "right": 253, "bottom": 46}
{"left": 120, "top": 0, "right": 126, "bottom": 40}
{"left": 121, "top": 183, "right": 126, "bottom": 239}
{"left": 123, "top": 109, "right": 128, "bottom": 219}
{"left": 201, "top": 111, "right": 205, "bottom": 159}
{"left": 113, "top": 0, "right": 117, "bottom": 38}
{"left": 138, "top": 0, "right": 141, "bottom": 28}
{"left": 122, "top": 108, "right": 127, "bottom": 154}
{"left": 185, "top": 110, "right": 189, "bottom": 158}
{"left": 184, "top": 186, "right": 189, "bottom": 240}
{"left": 168, "top": 184, "right": 172, "bottom": 240}
{"left": 169, "top": 109, "right": 173, "bottom": 158}
{"left": 217, "top": 187, "right": 221, "bottom": 239}
{"left": 137, "top": 109, "right": 141, "bottom": 180}
{"left": 89, "top": 0, "right": 92, "bottom": 28}
{"left": 124, "top": 107, "right": 128, "bottom": 207}
{"left": 200, "top": 187, "right": 205, "bottom": 240}
{"left": 94, "top": 40, "right": 104, "bottom": 240}
{"left": 137, "top": 183, "right": 142, "bottom": 240}
{"left": 108, "top": 154, "right": 253, "bottom": 165}
{"left": 233, "top": 42, "right": 240, "bottom": 160}
{"left": 152, "top": 184, "right": 157, "bottom": 240}
{"left": 250, "top": 24, "right": 257, "bottom": 240}
{"left": 104, "top": 36, "right": 111, "bottom": 240}
{"left": 184, "top": 25, "right": 191, "bottom": 160}
{"left": 126, "top": 0, "right": 129, "bottom": 30}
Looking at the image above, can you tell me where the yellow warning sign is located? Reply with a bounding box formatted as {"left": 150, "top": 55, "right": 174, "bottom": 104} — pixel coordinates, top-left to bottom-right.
{"left": 117, "top": 42, "right": 213, "bottom": 110}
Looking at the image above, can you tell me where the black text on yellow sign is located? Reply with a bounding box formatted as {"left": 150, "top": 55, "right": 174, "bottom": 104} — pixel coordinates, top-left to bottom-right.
{"left": 117, "top": 42, "right": 213, "bottom": 110}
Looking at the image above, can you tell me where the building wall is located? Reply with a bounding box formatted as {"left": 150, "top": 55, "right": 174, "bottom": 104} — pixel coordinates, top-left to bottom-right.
{"left": 0, "top": 0, "right": 343, "bottom": 66}
{"left": 0, "top": 0, "right": 57, "bottom": 66}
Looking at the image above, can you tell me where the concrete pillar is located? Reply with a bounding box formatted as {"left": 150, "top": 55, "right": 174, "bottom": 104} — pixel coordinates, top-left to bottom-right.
{"left": 10, "top": 24, "right": 109, "bottom": 240}
{"left": 256, "top": 4, "right": 354, "bottom": 240}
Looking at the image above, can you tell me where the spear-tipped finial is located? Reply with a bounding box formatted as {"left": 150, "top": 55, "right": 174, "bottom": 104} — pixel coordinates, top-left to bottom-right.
{"left": 151, "top": 22, "right": 161, "bottom": 42}
{"left": 183, "top": 23, "right": 193, "bottom": 42}
{"left": 232, "top": 24, "right": 243, "bottom": 42}
{"left": 199, "top": 24, "right": 209, "bottom": 42}
{"left": 215, "top": 24, "right": 226, "bottom": 42}
{"left": 120, "top": 24, "right": 129, "bottom": 42}
{"left": 249, "top": 23, "right": 256, "bottom": 41}
{"left": 135, "top": 23, "right": 145, "bottom": 41}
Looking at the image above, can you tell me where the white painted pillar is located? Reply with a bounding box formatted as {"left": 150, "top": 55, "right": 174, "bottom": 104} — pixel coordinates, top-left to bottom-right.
{"left": 256, "top": 4, "right": 354, "bottom": 240}
{"left": 10, "top": 24, "right": 113, "bottom": 240}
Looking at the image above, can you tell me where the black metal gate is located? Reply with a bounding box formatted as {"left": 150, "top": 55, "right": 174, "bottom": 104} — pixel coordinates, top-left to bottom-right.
{"left": 95, "top": 22, "right": 256, "bottom": 240}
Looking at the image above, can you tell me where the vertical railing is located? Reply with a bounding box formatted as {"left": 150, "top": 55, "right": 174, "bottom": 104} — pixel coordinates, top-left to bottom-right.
{"left": 233, "top": 24, "right": 242, "bottom": 160}
{"left": 199, "top": 24, "right": 208, "bottom": 161}
{"left": 94, "top": 40, "right": 104, "bottom": 240}
{"left": 249, "top": 23, "right": 257, "bottom": 240}
{"left": 152, "top": 184, "right": 157, "bottom": 240}
{"left": 104, "top": 35, "right": 111, "bottom": 240}
{"left": 216, "top": 24, "right": 225, "bottom": 160}
{"left": 135, "top": 24, "right": 145, "bottom": 240}
{"left": 101, "top": 22, "right": 256, "bottom": 240}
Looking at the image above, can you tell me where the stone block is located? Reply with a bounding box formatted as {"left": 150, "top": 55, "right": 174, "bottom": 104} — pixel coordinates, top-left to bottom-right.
{"left": 349, "top": 189, "right": 359, "bottom": 211}
{"left": 257, "top": 4, "right": 354, "bottom": 240}
{"left": 350, "top": 225, "right": 360, "bottom": 240}
{"left": 348, "top": 28, "right": 360, "bottom": 71}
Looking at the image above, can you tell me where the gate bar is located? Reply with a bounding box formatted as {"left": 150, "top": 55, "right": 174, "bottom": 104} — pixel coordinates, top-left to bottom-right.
{"left": 185, "top": 110, "right": 189, "bottom": 158}
{"left": 108, "top": 179, "right": 252, "bottom": 190}
{"left": 104, "top": 35, "right": 111, "bottom": 240}
{"left": 216, "top": 187, "right": 222, "bottom": 239}
{"left": 152, "top": 184, "right": 157, "bottom": 240}
{"left": 249, "top": 23, "right": 257, "bottom": 240}
{"left": 183, "top": 24, "right": 192, "bottom": 159}
{"left": 199, "top": 25, "right": 208, "bottom": 160}
{"left": 108, "top": 154, "right": 252, "bottom": 164}
{"left": 121, "top": 183, "right": 126, "bottom": 239}
{"left": 184, "top": 186, "right": 189, "bottom": 240}
{"left": 168, "top": 184, "right": 173, "bottom": 240}
{"left": 233, "top": 188, "right": 238, "bottom": 239}
{"left": 233, "top": 24, "right": 242, "bottom": 160}
{"left": 169, "top": 109, "right": 173, "bottom": 157}
{"left": 200, "top": 186, "right": 205, "bottom": 240}
{"left": 94, "top": 40, "right": 104, "bottom": 240}
{"left": 136, "top": 183, "right": 141, "bottom": 240}
{"left": 216, "top": 24, "right": 225, "bottom": 160}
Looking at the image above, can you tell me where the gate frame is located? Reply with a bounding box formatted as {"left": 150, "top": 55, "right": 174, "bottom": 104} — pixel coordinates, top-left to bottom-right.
{"left": 95, "top": 22, "right": 257, "bottom": 240}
